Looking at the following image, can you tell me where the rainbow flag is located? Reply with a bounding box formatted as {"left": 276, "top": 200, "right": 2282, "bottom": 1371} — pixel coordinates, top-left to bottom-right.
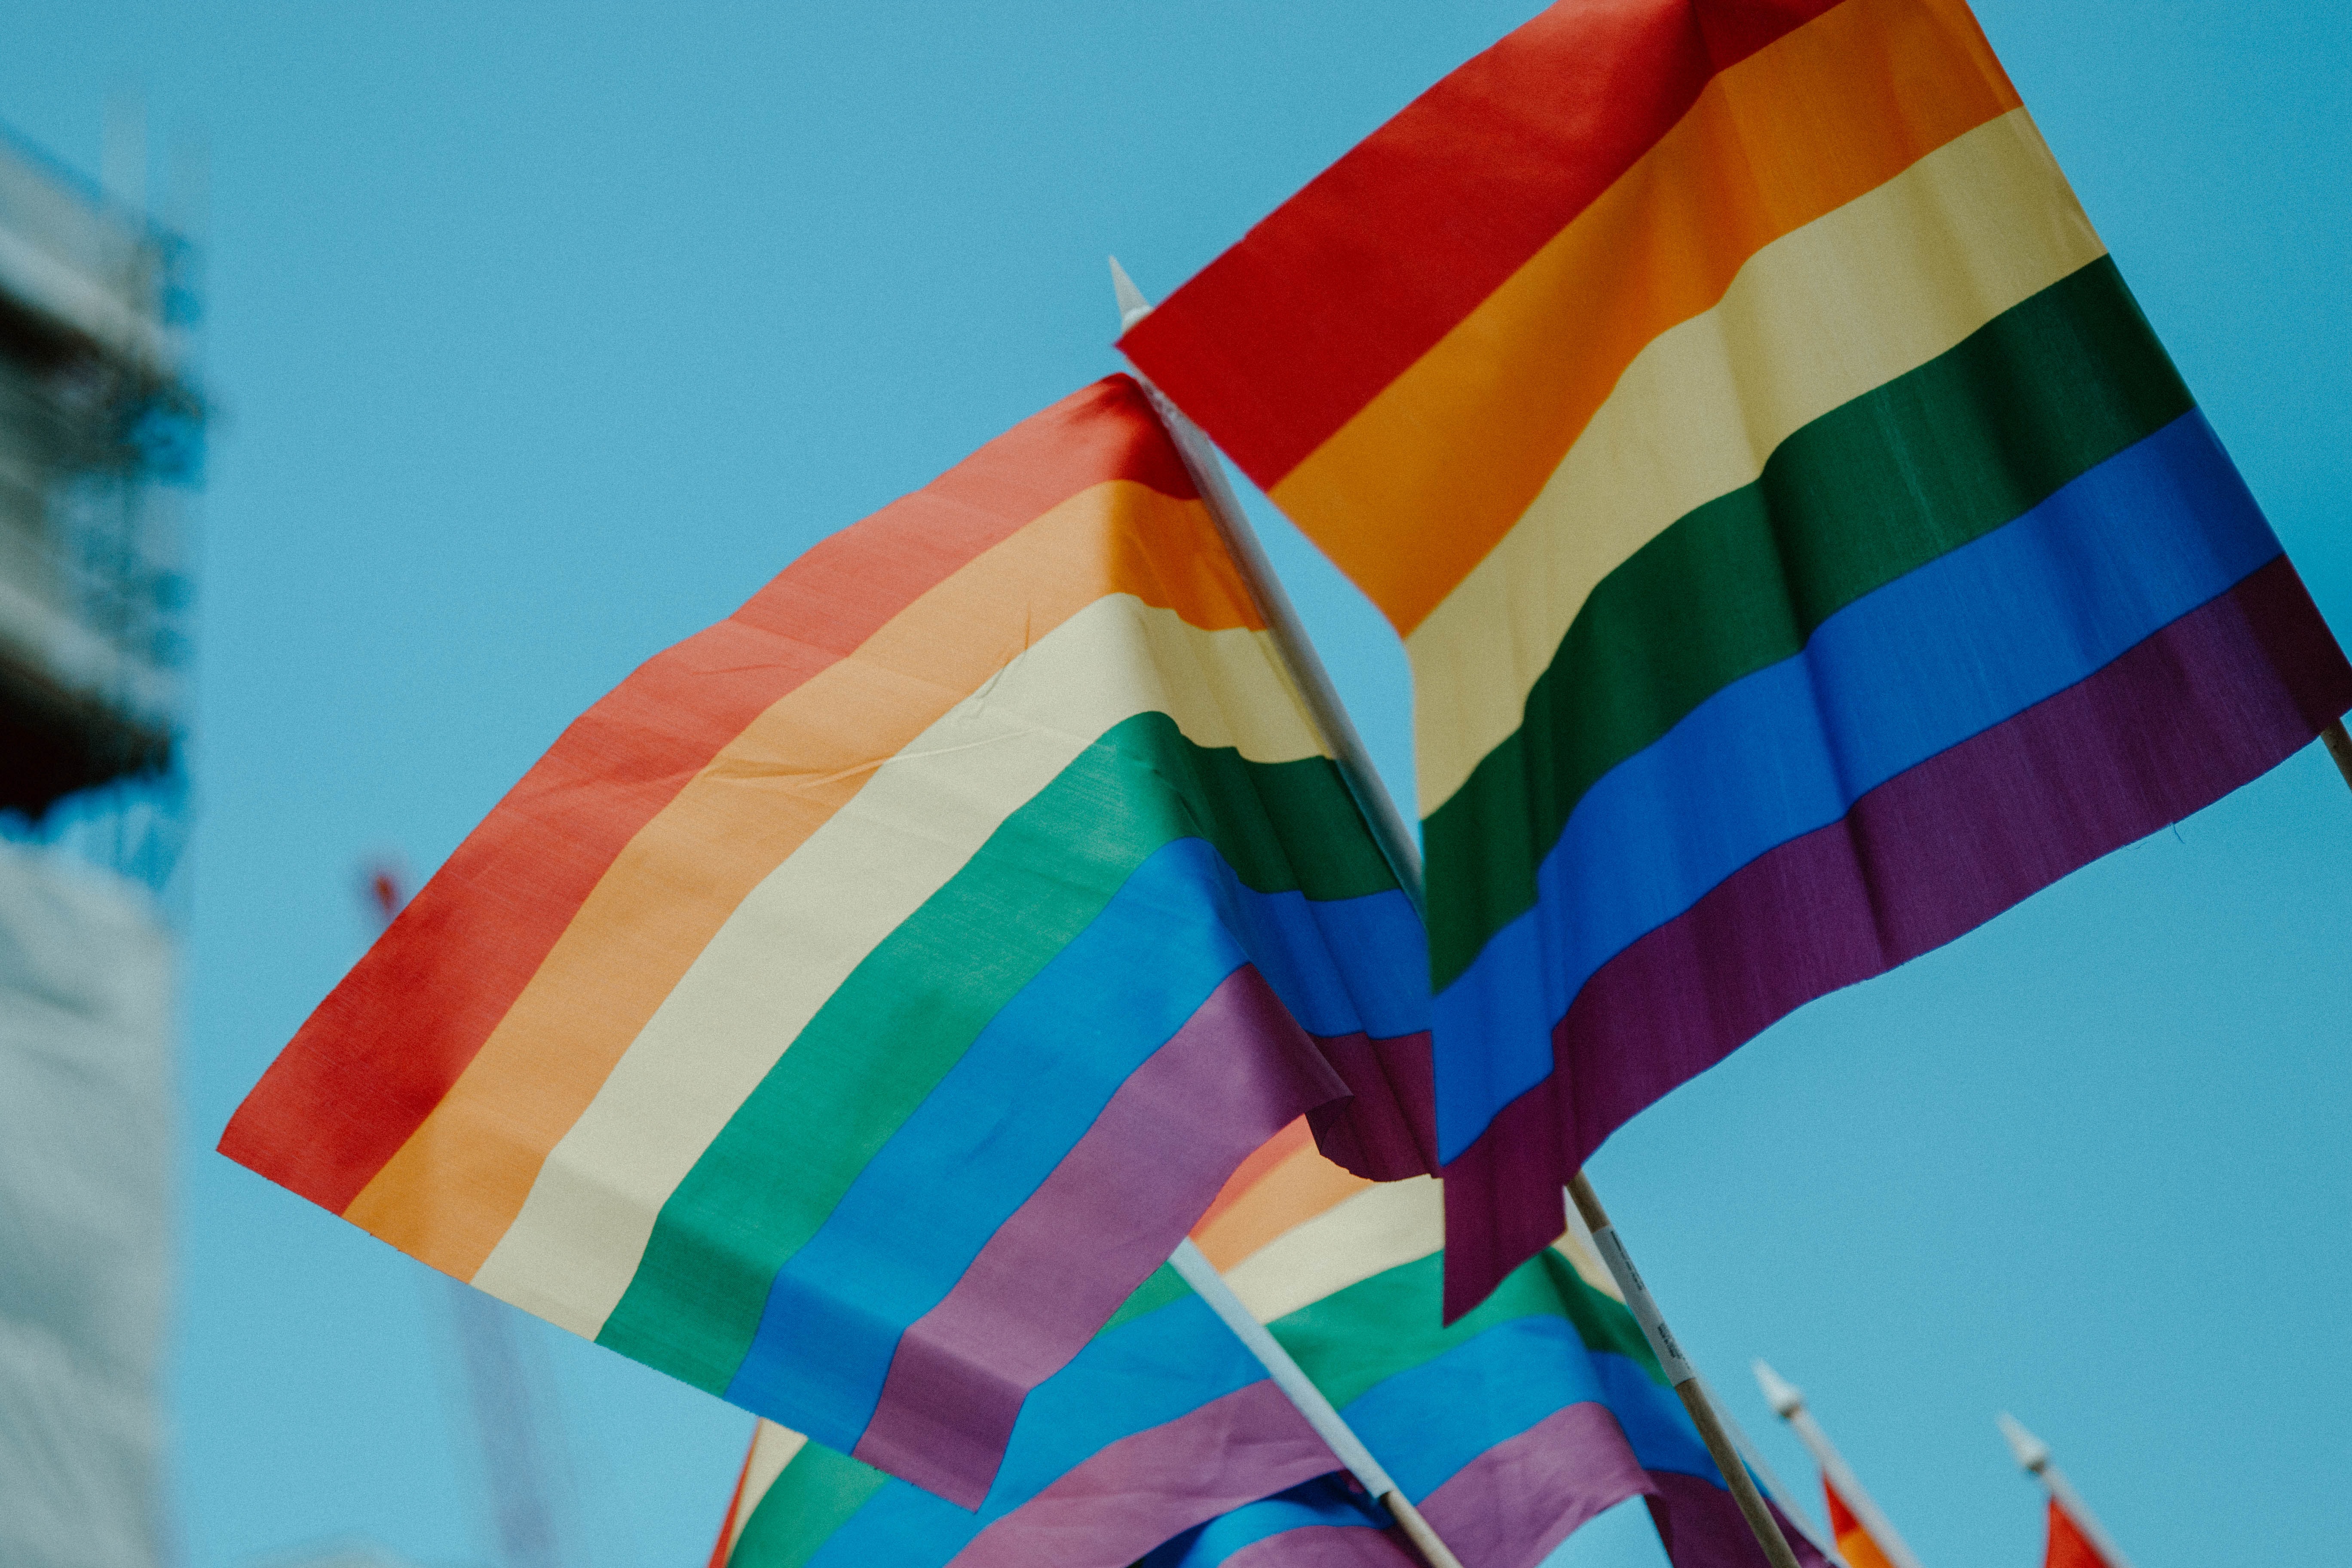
{"left": 219, "top": 375, "right": 1427, "bottom": 1507}
{"left": 711, "top": 1120, "right": 1828, "bottom": 1568}
{"left": 701, "top": 1267, "right": 1346, "bottom": 1568}
{"left": 1196, "top": 1124, "right": 1830, "bottom": 1568}
{"left": 1121, "top": 0, "right": 2352, "bottom": 1312}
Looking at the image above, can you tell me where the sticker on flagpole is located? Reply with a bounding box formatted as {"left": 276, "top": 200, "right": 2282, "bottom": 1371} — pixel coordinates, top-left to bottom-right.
{"left": 1589, "top": 1226, "right": 1696, "bottom": 1386}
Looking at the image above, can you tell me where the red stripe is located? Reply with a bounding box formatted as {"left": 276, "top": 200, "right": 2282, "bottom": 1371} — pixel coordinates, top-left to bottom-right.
{"left": 709, "top": 1435, "right": 757, "bottom": 1568}
{"left": 1121, "top": 0, "right": 1845, "bottom": 487}
{"left": 220, "top": 375, "right": 1194, "bottom": 1214}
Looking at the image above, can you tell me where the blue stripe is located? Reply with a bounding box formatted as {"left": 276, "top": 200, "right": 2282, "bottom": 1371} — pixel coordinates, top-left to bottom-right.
{"left": 1434, "top": 411, "right": 2282, "bottom": 1158}
{"left": 1140, "top": 1474, "right": 1392, "bottom": 1568}
{"left": 803, "top": 1290, "right": 1265, "bottom": 1568}
{"left": 1337, "top": 1315, "right": 1715, "bottom": 1500}
{"left": 726, "top": 833, "right": 1424, "bottom": 1449}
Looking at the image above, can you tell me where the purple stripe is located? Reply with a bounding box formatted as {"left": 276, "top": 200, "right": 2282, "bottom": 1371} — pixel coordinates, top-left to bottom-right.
{"left": 1645, "top": 1470, "right": 1834, "bottom": 1568}
{"left": 1442, "top": 559, "right": 2352, "bottom": 1315}
{"left": 1225, "top": 1525, "right": 1421, "bottom": 1567}
{"left": 948, "top": 1381, "right": 1341, "bottom": 1568}
{"left": 1417, "top": 1401, "right": 1655, "bottom": 1568}
{"left": 857, "top": 965, "right": 1351, "bottom": 1505}
{"left": 1306, "top": 1029, "right": 1438, "bottom": 1180}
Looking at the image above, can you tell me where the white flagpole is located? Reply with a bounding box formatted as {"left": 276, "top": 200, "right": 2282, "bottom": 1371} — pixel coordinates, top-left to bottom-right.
{"left": 1110, "top": 260, "right": 1424, "bottom": 919}
{"left": 1114, "top": 260, "right": 1461, "bottom": 1568}
{"left": 1114, "top": 257, "right": 1801, "bottom": 1568}
{"left": 1169, "top": 1243, "right": 1465, "bottom": 1568}
{"left": 1753, "top": 1361, "right": 1925, "bottom": 1568}
{"left": 1999, "top": 1414, "right": 2139, "bottom": 1568}
{"left": 1708, "top": 1377, "right": 1849, "bottom": 1568}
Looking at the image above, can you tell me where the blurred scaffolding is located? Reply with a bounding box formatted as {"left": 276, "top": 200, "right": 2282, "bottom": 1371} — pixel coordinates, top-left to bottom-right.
{"left": 0, "top": 108, "right": 201, "bottom": 1568}
{"left": 0, "top": 108, "right": 201, "bottom": 875}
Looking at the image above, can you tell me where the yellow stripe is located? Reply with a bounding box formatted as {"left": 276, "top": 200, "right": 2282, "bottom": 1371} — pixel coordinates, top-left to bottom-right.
{"left": 725, "top": 1421, "right": 806, "bottom": 1561}
{"left": 345, "top": 479, "right": 1243, "bottom": 1279}
{"left": 1555, "top": 1204, "right": 1621, "bottom": 1305}
{"left": 1222, "top": 1177, "right": 1444, "bottom": 1325}
{"left": 1406, "top": 108, "right": 2104, "bottom": 813}
{"left": 471, "top": 595, "right": 1323, "bottom": 1335}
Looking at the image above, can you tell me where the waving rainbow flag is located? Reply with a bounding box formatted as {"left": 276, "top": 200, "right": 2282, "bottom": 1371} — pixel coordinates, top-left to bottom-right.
{"left": 1121, "top": 0, "right": 2352, "bottom": 1311}
{"left": 220, "top": 376, "right": 1426, "bottom": 1507}
{"left": 710, "top": 1118, "right": 1828, "bottom": 1568}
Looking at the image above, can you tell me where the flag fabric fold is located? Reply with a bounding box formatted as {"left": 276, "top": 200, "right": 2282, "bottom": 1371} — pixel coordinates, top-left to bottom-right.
{"left": 219, "top": 374, "right": 1427, "bottom": 1507}
{"left": 702, "top": 1267, "right": 1347, "bottom": 1568}
{"left": 713, "top": 1118, "right": 1829, "bottom": 1568}
{"left": 1120, "top": 0, "right": 2352, "bottom": 1315}
{"left": 1136, "top": 1474, "right": 1416, "bottom": 1567}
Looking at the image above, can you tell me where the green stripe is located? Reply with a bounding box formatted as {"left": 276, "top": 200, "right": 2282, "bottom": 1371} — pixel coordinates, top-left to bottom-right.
{"left": 728, "top": 1442, "right": 889, "bottom": 1568}
{"left": 1098, "top": 1262, "right": 1193, "bottom": 1338}
{"left": 1424, "top": 257, "right": 2192, "bottom": 987}
{"left": 598, "top": 710, "right": 1395, "bottom": 1390}
{"left": 1270, "top": 1249, "right": 1656, "bottom": 1411}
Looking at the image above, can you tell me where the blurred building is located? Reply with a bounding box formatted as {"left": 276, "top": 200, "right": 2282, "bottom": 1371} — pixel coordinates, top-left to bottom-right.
{"left": 0, "top": 119, "right": 199, "bottom": 1568}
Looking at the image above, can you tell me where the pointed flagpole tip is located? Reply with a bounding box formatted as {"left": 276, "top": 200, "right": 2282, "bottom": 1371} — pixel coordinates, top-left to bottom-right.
{"left": 1751, "top": 1360, "right": 1804, "bottom": 1418}
{"left": 1997, "top": 1412, "right": 2051, "bottom": 1473}
{"left": 1108, "top": 255, "right": 1154, "bottom": 334}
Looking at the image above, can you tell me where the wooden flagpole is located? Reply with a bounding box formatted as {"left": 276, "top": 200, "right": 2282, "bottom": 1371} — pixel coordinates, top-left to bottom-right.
{"left": 2323, "top": 719, "right": 2352, "bottom": 795}
{"left": 1708, "top": 1375, "right": 1849, "bottom": 1568}
{"left": 1113, "top": 258, "right": 1801, "bottom": 1568}
{"left": 1754, "top": 1361, "right": 1925, "bottom": 1568}
{"left": 1567, "top": 1176, "right": 1805, "bottom": 1568}
{"left": 1999, "top": 1414, "right": 2139, "bottom": 1568}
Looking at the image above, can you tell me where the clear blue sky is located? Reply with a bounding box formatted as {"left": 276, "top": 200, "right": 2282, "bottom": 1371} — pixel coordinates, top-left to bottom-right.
{"left": 2, "top": 3, "right": 2344, "bottom": 1565}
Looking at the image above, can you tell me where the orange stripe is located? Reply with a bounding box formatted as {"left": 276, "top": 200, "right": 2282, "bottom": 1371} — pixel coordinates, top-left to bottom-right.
{"left": 1268, "top": 0, "right": 2019, "bottom": 635}
{"left": 1192, "top": 1117, "right": 1315, "bottom": 1236}
{"left": 1836, "top": 1526, "right": 1898, "bottom": 1568}
{"left": 1828, "top": 1482, "right": 1899, "bottom": 1568}
{"left": 1190, "top": 1127, "right": 1371, "bottom": 1272}
{"left": 346, "top": 479, "right": 1253, "bottom": 1277}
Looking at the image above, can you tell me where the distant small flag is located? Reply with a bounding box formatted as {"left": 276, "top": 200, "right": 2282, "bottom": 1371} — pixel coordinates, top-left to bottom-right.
{"left": 2042, "top": 1501, "right": 2112, "bottom": 1568}
{"left": 1823, "top": 1485, "right": 1894, "bottom": 1568}
{"left": 710, "top": 1118, "right": 1828, "bottom": 1568}
{"left": 1123, "top": 0, "right": 2352, "bottom": 1314}
{"left": 221, "top": 375, "right": 1425, "bottom": 1507}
